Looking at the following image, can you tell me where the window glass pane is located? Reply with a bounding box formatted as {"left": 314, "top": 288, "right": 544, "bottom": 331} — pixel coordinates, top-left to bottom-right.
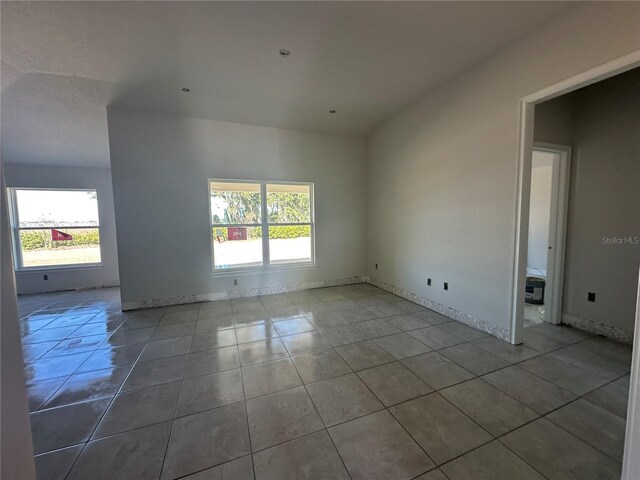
{"left": 266, "top": 184, "right": 311, "bottom": 223}
{"left": 269, "top": 225, "right": 312, "bottom": 265}
{"left": 213, "top": 226, "right": 263, "bottom": 269}
{"left": 210, "top": 182, "right": 261, "bottom": 225}
{"left": 19, "top": 228, "right": 101, "bottom": 267}
{"left": 15, "top": 189, "right": 99, "bottom": 228}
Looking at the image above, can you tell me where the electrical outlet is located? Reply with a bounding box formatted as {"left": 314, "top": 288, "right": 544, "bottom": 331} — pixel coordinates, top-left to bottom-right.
{"left": 444, "top": 282, "right": 448, "bottom": 291}
{"left": 43, "top": 274, "right": 48, "bottom": 281}
{"left": 427, "top": 277, "right": 432, "bottom": 286}
{"left": 375, "top": 263, "right": 378, "bottom": 270}
{"left": 588, "top": 292, "right": 596, "bottom": 302}
{"left": 233, "top": 279, "right": 238, "bottom": 286}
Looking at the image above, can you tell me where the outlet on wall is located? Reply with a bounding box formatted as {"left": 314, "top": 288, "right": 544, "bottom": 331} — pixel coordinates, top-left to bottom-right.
{"left": 444, "top": 282, "right": 448, "bottom": 291}
{"left": 375, "top": 263, "right": 378, "bottom": 270}
{"left": 427, "top": 277, "right": 431, "bottom": 286}
{"left": 43, "top": 274, "right": 48, "bottom": 281}
{"left": 233, "top": 279, "right": 238, "bottom": 286}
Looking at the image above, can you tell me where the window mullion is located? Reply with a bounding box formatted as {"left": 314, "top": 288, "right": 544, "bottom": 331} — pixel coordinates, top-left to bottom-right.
{"left": 260, "top": 183, "right": 270, "bottom": 267}
{"left": 10, "top": 189, "right": 24, "bottom": 269}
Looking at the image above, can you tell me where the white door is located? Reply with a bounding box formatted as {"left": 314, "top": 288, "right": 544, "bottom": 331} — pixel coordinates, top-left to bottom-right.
{"left": 530, "top": 144, "right": 571, "bottom": 325}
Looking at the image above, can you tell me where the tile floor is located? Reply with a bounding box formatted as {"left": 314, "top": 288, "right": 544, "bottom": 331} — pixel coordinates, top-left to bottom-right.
{"left": 524, "top": 303, "right": 544, "bottom": 328}
{"left": 18, "top": 284, "right": 632, "bottom": 480}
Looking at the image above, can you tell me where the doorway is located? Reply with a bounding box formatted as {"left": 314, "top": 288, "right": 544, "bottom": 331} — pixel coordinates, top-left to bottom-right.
{"left": 509, "top": 51, "right": 640, "bottom": 347}
{"left": 524, "top": 144, "right": 570, "bottom": 328}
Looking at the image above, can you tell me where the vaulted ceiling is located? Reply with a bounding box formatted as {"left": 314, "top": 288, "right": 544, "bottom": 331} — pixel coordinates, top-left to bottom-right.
{"left": 1, "top": 1, "right": 573, "bottom": 167}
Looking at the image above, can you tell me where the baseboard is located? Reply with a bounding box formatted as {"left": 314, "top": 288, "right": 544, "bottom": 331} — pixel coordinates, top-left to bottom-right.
{"left": 121, "top": 275, "right": 365, "bottom": 311}
{"left": 365, "top": 276, "right": 511, "bottom": 342}
{"left": 561, "top": 313, "right": 633, "bottom": 344}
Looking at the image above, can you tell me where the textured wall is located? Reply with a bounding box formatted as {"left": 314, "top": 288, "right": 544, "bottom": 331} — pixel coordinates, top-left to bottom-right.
{"left": 365, "top": 2, "right": 640, "bottom": 340}
{"left": 4, "top": 163, "right": 120, "bottom": 294}
{"left": 108, "top": 109, "right": 366, "bottom": 306}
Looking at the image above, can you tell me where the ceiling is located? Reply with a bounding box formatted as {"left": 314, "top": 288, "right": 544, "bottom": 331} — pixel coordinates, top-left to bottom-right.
{"left": 1, "top": 1, "right": 574, "bottom": 167}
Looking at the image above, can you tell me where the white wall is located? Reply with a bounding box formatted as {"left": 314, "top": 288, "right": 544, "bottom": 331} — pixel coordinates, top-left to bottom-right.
{"left": 365, "top": 2, "right": 640, "bottom": 340}
{"left": 0, "top": 168, "right": 36, "bottom": 480}
{"left": 534, "top": 68, "right": 640, "bottom": 337}
{"left": 3, "top": 163, "right": 120, "bottom": 294}
{"left": 527, "top": 151, "right": 554, "bottom": 276}
{"left": 107, "top": 108, "right": 366, "bottom": 307}
{"left": 534, "top": 94, "right": 573, "bottom": 145}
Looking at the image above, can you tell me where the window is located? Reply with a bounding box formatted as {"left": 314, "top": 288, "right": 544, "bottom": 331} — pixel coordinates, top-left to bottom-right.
{"left": 210, "top": 179, "right": 314, "bottom": 271}
{"left": 9, "top": 188, "right": 102, "bottom": 269}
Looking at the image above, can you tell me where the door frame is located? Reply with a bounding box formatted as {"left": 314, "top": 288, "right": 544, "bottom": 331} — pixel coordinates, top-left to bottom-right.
{"left": 509, "top": 50, "right": 640, "bottom": 346}
{"left": 531, "top": 143, "right": 571, "bottom": 326}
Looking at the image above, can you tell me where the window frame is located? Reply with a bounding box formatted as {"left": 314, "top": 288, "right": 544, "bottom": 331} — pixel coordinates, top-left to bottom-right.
{"left": 8, "top": 187, "right": 103, "bottom": 271}
{"left": 208, "top": 178, "right": 315, "bottom": 273}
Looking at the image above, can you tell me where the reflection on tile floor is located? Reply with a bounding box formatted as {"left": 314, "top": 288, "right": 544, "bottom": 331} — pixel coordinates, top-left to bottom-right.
{"left": 19, "top": 285, "right": 632, "bottom": 479}
{"left": 524, "top": 303, "right": 544, "bottom": 328}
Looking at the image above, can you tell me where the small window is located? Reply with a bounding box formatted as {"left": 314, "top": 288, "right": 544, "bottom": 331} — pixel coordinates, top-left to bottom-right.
{"left": 209, "top": 180, "right": 314, "bottom": 271}
{"left": 9, "top": 188, "right": 102, "bottom": 269}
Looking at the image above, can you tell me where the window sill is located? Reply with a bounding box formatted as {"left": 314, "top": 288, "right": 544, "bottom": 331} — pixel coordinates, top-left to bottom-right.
{"left": 211, "top": 263, "right": 316, "bottom": 278}
{"left": 15, "top": 263, "right": 103, "bottom": 273}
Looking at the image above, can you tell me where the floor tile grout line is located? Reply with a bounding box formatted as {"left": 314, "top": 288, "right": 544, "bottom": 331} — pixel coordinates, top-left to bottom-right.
{"left": 287, "top": 354, "right": 355, "bottom": 478}
{"left": 60, "top": 367, "right": 136, "bottom": 479}
{"left": 486, "top": 371, "right": 630, "bottom": 468}
{"left": 536, "top": 415, "right": 625, "bottom": 465}
{"left": 381, "top": 370, "right": 552, "bottom": 479}
{"left": 511, "top": 356, "right": 613, "bottom": 390}
{"left": 497, "top": 354, "right": 621, "bottom": 402}
{"left": 28, "top": 320, "right": 128, "bottom": 411}
{"left": 532, "top": 343, "right": 631, "bottom": 380}
{"left": 434, "top": 332, "right": 629, "bottom": 398}
{"left": 25, "top": 287, "right": 631, "bottom": 478}
{"left": 493, "top": 409, "right": 617, "bottom": 478}
{"left": 61, "top": 305, "right": 168, "bottom": 480}
{"left": 290, "top": 331, "right": 444, "bottom": 473}
{"left": 20, "top": 315, "right": 80, "bottom": 337}
{"left": 387, "top": 371, "right": 499, "bottom": 470}
{"left": 411, "top": 467, "right": 454, "bottom": 480}
{"left": 170, "top": 455, "right": 254, "bottom": 480}
{"left": 155, "top": 323, "right": 197, "bottom": 480}
{"left": 492, "top": 437, "right": 554, "bottom": 480}
{"left": 233, "top": 341, "right": 258, "bottom": 480}
{"left": 46, "top": 393, "right": 335, "bottom": 460}
{"left": 26, "top": 324, "right": 628, "bottom": 415}
{"left": 35, "top": 363, "right": 135, "bottom": 412}
{"left": 359, "top": 331, "right": 626, "bottom": 473}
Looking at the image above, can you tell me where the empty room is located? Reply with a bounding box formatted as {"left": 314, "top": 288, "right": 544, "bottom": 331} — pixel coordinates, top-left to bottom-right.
{"left": 1, "top": 2, "right": 639, "bottom": 480}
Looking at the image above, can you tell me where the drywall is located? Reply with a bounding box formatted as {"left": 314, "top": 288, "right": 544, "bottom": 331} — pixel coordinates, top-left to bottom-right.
{"left": 527, "top": 151, "right": 554, "bottom": 276}
{"left": 533, "top": 94, "right": 573, "bottom": 145}
{"left": 561, "top": 69, "right": 640, "bottom": 335}
{"left": 107, "top": 109, "right": 366, "bottom": 306}
{"left": 533, "top": 68, "right": 640, "bottom": 337}
{"left": 365, "top": 2, "right": 640, "bottom": 340}
{"left": 3, "top": 163, "right": 120, "bottom": 294}
{"left": 0, "top": 169, "right": 36, "bottom": 480}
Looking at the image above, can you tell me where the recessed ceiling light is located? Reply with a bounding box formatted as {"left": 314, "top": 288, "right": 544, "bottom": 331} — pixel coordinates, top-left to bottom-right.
{"left": 329, "top": 109, "right": 336, "bottom": 114}
{"left": 279, "top": 49, "right": 291, "bottom": 57}
{"left": 182, "top": 87, "right": 190, "bottom": 92}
